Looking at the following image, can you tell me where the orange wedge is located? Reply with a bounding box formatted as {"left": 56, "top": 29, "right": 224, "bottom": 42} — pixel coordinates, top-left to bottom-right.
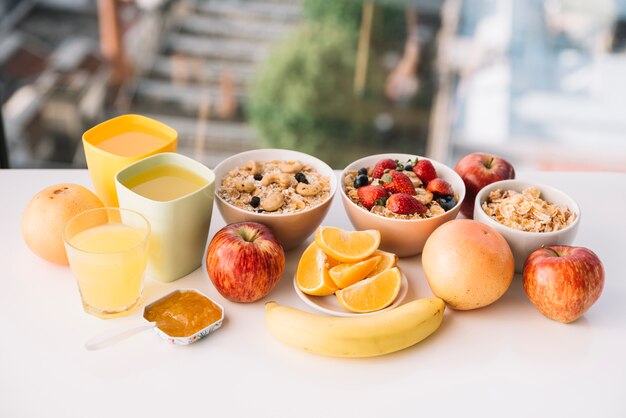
{"left": 328, "top": 255, "right": 381, "bottom": 289}
{"left": 336, "top": 267, "right": 402, "bottom": 313}
{"left": 314, "top": 226, "right": 381, "bottom": 263}
{"left": 296, "top": 242, "right": 340, "bottom": 296}
{"left": 366, "top": 250, "right": 398, "bottom": 278}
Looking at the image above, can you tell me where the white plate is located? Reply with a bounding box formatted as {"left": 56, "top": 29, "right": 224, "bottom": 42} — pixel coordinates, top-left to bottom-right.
{"left": 293, "top": 272, "right": 409, "bottom": 317}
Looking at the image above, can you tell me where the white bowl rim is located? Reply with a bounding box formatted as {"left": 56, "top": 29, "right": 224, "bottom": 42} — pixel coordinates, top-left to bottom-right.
{"left": 213, "top": 148, "right": 338, "bottom": 219}
{"left": 474, "top": 179, "right": 581, "bottom": 237}
{"left": 340, "top": 153, "right": 466, "bottom": 223}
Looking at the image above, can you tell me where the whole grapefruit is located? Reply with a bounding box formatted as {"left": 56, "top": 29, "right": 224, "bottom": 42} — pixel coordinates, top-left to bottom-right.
{"left": 422, "top": 219, "right": 514, "bottom": 310}
{"left": 21, "top": 184, "right": 104, "bottom": 265}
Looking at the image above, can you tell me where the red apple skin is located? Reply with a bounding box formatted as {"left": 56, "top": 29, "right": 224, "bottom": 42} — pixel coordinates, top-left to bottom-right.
{"left": 206, "top": 222, "right": 285, "bottom": 303}
{"left": 523, "top": 246, "right": 604, "bottom": 323}
{"left": 454, "top": 152, "right": 515, "bottom": 218}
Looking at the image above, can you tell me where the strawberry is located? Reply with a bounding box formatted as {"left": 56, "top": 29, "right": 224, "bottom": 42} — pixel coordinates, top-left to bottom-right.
{"left": 380, "top": 170, "right": 416, "bottom": 195}
{"left": 357, "top": 185, "right": 389, "bottom": 209}
{"left": 426, "top": 178, "right": 454, "bottom": 196}
{"left": 371, "top": 159, "right": 400, "bottom": 179}
{"left": 412, "top": 159, "right": 437, "bottom": 184}
{"left": 386, "top": 193, "right": 427, "bottom": 215}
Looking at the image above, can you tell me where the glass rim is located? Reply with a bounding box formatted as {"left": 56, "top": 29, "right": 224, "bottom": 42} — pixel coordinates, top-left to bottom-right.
{"left": 62, "top": 207, "right": 151, "bottom": 255}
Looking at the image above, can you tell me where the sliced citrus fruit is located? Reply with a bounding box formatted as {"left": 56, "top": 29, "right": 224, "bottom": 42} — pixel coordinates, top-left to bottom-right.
{"left": 336, "top": 267, "right": 402, "bottom": 313}
{"left": 314, "top": 226, "right": 381, "bottom": 263}
{"left": 366, "top": 250, "right": 398, "bottom": 278}
{"left": 328, "top": 255, "right": 381, "bottom": 289}
{"left": 296, "top": 242, "right": 340, "bottom": 296}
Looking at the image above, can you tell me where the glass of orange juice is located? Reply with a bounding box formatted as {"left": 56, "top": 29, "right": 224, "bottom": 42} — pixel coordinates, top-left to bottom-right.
{"left": 63, "top": 208, "right": 151, "bottom": 319}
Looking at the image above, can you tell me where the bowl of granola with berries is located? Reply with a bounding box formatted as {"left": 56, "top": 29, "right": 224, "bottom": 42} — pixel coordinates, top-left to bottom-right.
{"left": 213, "top": 149, "right": 336, "bottom": 250}
{"left": 474, "top": 179, "right": 580, "bottom": 272}
{"left": 341, "top": 154, "right": 465, "bottom": 257}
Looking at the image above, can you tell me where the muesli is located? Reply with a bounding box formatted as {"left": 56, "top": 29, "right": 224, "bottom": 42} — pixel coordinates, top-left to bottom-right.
{"left": 344, "top": 157, "right": 458, "bottom": 219}
{"left": 481, "top": 187, "right": 575, "bottom": 232}
{"left": 218, "top": 160, "right": 331, "bottom": 214}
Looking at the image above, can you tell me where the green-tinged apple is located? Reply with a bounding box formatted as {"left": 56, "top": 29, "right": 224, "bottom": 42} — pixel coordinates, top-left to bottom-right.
{"left": 206, "top": 222, "right": 285, "bottom": 303}
{"left": 523, "top": 245, "right": 604, "bottom": 323}
{"left": 454, "top": 152, "right": 515, "bottom": 218}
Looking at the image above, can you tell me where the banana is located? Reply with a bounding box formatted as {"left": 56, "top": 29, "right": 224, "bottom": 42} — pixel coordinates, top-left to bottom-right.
{"left": 265, "top": 297, "right": 445, "bottom": 358}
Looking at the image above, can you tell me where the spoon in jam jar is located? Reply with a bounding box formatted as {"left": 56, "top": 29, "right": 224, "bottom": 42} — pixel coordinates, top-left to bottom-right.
{"left": 84, "top": 289, "right": 224, "bottom": 350}
{"left": 85, "top": 322, "right": 158, "bottom": 350}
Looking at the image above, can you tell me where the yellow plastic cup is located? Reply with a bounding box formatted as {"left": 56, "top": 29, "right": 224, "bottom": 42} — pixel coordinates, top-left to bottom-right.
{"left": 82, "top": 114, "right": 178, "bottom": 207}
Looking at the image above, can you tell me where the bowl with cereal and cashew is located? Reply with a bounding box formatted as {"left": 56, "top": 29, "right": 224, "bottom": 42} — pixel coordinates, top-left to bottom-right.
{"left": 340, "top": 153, "right": 465, "bottom": 257}
{"left": 213, "top": 149, "right": 337, "bottom": 250}
{"left": 474, "top": 179, "right": 580, "bottom": 272}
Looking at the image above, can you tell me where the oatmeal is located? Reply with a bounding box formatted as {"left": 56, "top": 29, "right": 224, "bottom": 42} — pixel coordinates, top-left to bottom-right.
{"left": 218, "top": 160, "right": 331, "bottom": 214}
{"left": 481, "top": 187, "right": 576, "bottom": 232}
{"left": 344, "top": 157, "right": 458, "bottom": 219}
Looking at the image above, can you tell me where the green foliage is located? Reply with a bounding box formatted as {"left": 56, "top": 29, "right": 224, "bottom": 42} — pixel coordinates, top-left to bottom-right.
{"left": 302, "top": 0, "right": 363, "bottom": 31}
{"left": 248, "top": 22, "right": 362, "bottom": 166}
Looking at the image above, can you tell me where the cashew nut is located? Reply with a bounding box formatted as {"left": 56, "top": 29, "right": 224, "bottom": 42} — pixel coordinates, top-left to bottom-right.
{"left": 415, "top": 188, "right": 433, "bottom": 205}
{"left": 234, "top": 179, "right": 255, "bottom": 193}
{"left": 261, "top": 172, "right": 295, "bottom": 189}
{"left": 246, "top": 160, "right": 263, "bottom": 175}
{"left": 261, "top": 192, "right": 284, "bottom": 212}
{"left": 295, "top": 182, "right": 322, "bottom": 196}
{"left": 279, "top": 160, "right": 303, "bottom": 174}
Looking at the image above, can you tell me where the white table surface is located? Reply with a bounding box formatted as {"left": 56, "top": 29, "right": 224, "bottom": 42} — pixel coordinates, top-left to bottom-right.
{"left": 1, "top": 169, "right": 625, "bottom": 418}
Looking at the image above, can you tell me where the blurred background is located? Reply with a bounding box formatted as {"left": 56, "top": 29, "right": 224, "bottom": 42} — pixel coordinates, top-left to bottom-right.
{"left": 1, "top": 0, "right": 624, "bottom": 170}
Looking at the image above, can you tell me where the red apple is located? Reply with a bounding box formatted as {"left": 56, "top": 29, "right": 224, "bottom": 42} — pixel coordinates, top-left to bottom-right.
{"left": 454, "top": 152, "right": 515, "bottom": 218}
{"left": 206, "top": 222, "right": 285, "bottom": 303}
{"left": 523, "top": 245, "right": 604, "bottom": 323}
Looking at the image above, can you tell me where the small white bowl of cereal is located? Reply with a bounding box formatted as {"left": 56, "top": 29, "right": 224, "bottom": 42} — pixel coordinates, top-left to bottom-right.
{"left": 474, "top": 179, "right": 580, "bottom": 272}
{"left": 213, "top": 149, "right": 336, "bottom": 250}
{"left": 341, "top": 154, "right": 465, "bottom": 257}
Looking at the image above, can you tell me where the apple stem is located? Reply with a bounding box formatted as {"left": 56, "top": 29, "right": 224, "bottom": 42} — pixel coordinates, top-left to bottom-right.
{"left": 484, "top": 157, "right": 494, "bottom": 169}
{"left": 238, "top": 226, "right": 260, "bottom": 242}
{"left": 545, "top": 246, "right": 560, "bottom": 257}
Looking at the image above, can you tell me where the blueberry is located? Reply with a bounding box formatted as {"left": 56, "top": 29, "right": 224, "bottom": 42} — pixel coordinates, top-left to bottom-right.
{"left": 353, "top": 174, "right": 369, "bottom": 188}
{"left": 358, "top": 167, "right": 368, "bottom": 176}
{"left": 437, "top": 195, "right": 456, "bottom": 211}
{"left": 294, "top": 172, "right": 308, "bottom": 184}
{"left": 404, "top": 164, "right": 413, "bottom": 171}
{"left": 257, "top": 209, "right": 265, "bottom": 213}
{"left": 253, "top": 174, "right": 263, "bottom": 181}
{"left": 250, "top": 196, "right": 260, "bottom": 208}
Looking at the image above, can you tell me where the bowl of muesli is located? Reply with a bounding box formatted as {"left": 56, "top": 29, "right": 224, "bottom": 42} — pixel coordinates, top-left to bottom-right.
{"left": 341, "top": 153, "right": 465, "bottom": 257}
{"left": 213, "top": 149, "right": 336, "bottom": 250}
{"left": 474, "top": 179, "right": 580, "bottom": 272}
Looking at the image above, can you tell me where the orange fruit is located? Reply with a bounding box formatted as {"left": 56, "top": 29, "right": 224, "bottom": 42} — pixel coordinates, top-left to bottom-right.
{"left": 21, "top": 184, "right": 104, "bottom": 265}
{"left": 366, "top": 250, "right": 398, "bottom": 278}
{"left": 336, "top": 267, "right": 402, "bottom": 313}
{"left": 422, "top": 219, "right": 514, "bottom": 310}
{"left": 314, "top": 226, "right": 380, "bottom": 263}
{"left": 328, "top": 255, "right": 381, "bottom": 289}
{"left": 296, "top": 242, "right": 340, "bottom": 296}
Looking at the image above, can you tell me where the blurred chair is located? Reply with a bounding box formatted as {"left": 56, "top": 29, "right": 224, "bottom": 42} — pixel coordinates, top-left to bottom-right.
{"left": 0, "top": 105, "right": 8, "bottom": 168}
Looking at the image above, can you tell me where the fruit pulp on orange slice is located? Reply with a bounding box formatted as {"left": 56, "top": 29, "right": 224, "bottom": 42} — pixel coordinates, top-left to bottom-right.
{"left": 329, "top": 255, "right": 381, "bottom": 289}
{"left": 314, "top": 226, "right": 380, "bottom": 263}
{"left": 296, "top": 242, "right": 340, "bottom": 296}
{"left": 366, "top": 250, "right": 398, "bottom": 278}
{"left": 336, "top": 267, "right": 402, "bottom": 313}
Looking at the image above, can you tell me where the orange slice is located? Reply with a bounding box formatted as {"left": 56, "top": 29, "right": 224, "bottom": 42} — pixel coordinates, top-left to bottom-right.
{"left": 328, "top": 255, "right": 381, "bottom": 289}
{"left": 366, "top": 250, "right": 398, "bottom": 278}
{"left": 336, "top": 267, "right": 402, "bottom": 313}
{"left": 296, "top": 242, "right": 340, "bottom": 296}
{"left": 314, "top": 226, "right": 381, "bottom": 263}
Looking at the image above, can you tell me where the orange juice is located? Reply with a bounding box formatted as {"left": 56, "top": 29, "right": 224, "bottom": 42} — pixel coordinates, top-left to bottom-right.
{"left": 123, "top": 165, "right": 208, "bottom": 201}
{"left": 96, "top": 132, "right": 169, "bottom": 157}
{"left": 68, "top": 223, "right": 148, "bottom": 317}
